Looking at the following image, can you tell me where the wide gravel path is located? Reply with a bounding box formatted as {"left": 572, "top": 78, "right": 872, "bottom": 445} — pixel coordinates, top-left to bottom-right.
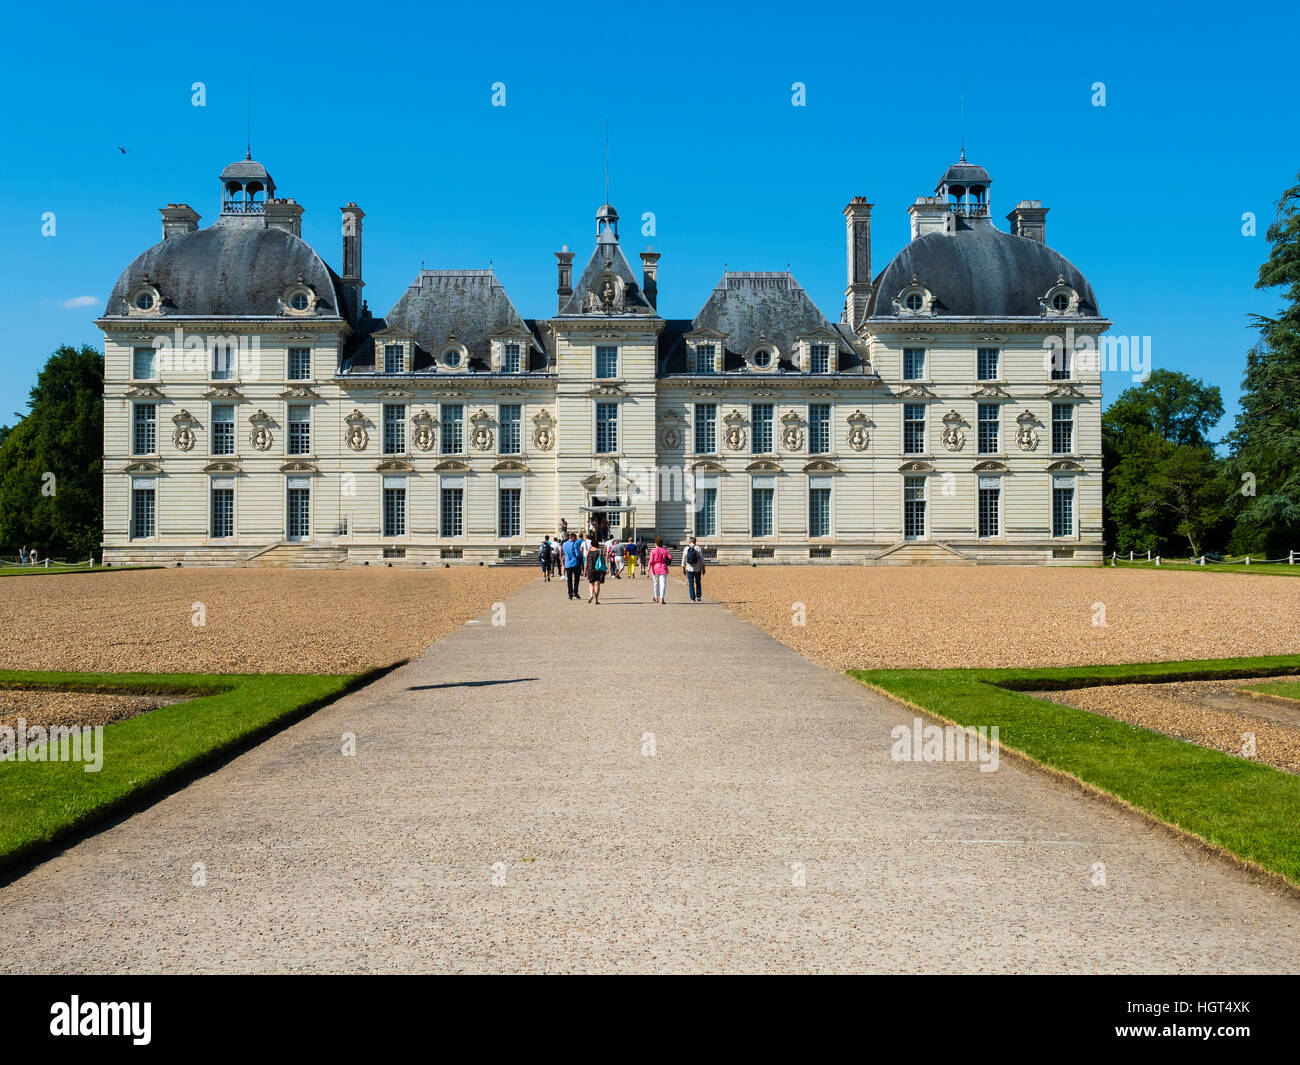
{"left": 1, "top": 574, "right": 1296, "bottom": 973}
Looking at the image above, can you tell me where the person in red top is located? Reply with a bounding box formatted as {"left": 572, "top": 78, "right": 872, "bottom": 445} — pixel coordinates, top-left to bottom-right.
{"left": 648, "top": 536, "right": 673, "bottom": 604}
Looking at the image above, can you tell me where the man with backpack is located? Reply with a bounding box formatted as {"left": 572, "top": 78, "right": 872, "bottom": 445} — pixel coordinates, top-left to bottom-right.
{"left": 561, "top": 533, "right": 583, "bottom": 600}
{"left": 683, "top": 536, "right": 706, "bottom": 603}
{"left": 538, "top": 536, "right": 553, "bottom": 581}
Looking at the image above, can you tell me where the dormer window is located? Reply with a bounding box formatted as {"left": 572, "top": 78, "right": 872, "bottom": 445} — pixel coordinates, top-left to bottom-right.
{"left": 439, "top": 344, "right": 466, "bottom": 371}
{"left": 693, "top": 343, "right": 716, "bottom": 375}
{"left": 503, "top": 342, "right": 522, "bottom": 374}
{"left": 753, "top": 349, "right": 772, "bottom": 368}
{"left": 1042, "top": 279, "right": 1079, "bottom": 317}
{"left": 282, "top": 284, "right": 316, "bottom": 317}
{"left": 809, "top": 343, "right": 831, "bottom": 374}
{"left": 127, "top": 282, "right": 162, "bottom": 316}
{"left": 383, "top": 344, "right": 405, "bottom": 374}
{"left": 134, "top": 291, "right": 155, "bottom": 310}
{"left": 905, "top": 293, "right": 923, "bottom": 311}
{"left": 897, "top": 281, "right": 933, "bottom": 316}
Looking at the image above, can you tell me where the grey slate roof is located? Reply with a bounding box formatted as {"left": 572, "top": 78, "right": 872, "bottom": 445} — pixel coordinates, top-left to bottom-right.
{"left": 938, "top": 162, "right": 992, "bottom": 187}
{"left": 343, "top": 269, "right": 543, "bottom": 373}
{"left": 104, "top": 225, "right": 346, "bottom": 320}
{"left": 220, "top": 157, "right": 274, "bottom": 185}
{"left": 867, "top": 227, "right": 1101, "bottom": 318}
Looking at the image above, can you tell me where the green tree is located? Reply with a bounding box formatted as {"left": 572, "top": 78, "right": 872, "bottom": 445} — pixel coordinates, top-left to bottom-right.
{"left": 0, "top": 345, "right": 104, "bottom": 557}
{"left": 1103, "top": 370, "right": 1226, "bottom": 556}
{"left": 1225, "top": 171, "right": 1300, "bottom": 556}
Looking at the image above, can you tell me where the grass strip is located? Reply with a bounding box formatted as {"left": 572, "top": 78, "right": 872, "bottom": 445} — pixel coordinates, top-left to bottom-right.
{"left": 0, "top": 667, "right": 383, "bottom": 873}
{"left": 850, "top": 654, "right": 1300, "bottom": 888}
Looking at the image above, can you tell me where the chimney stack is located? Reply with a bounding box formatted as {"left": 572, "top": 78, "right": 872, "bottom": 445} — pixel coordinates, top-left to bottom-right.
{"left": 908, "top": 197, "right": 955, "bottom": 240}
{"left": 1007, "top": 200, "right": 1048, "bottom": 244}
{"left": 843, "top": 198, "right": 872, "bottom": 328}
{"left": 340, "top": 203, "right": 365, "bottom": 322}
{"left": 640, "top": 249, "right": 661, "bottom": 310}
{"left": 556, "top": 246, "right": 575, "bottom": 312}
{"left": 160, "top": 203, "right": 200, "bottom": 240}
{"left": 264, "top": 198, "right": 304, "bottom": 238}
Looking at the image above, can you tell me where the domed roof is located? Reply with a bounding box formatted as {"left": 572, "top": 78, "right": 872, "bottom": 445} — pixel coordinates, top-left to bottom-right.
{"left": 867, "top": 227, "right": 1100, "bottom": 318}
{"left": 220, "top": 156, "right": 274, "bottom": 185}
{"left": 938, "top": 161, "right": 991, "bottom": 188}
{"left": 104, "top": 224, "right": 344, "bottom": 319}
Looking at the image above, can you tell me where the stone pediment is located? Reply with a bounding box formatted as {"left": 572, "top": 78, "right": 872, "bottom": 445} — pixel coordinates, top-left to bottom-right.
{"left": 433, "top": 459, "right": 470, "bottom": 471}
{"left": 203, "top": 384, "right": 243, "bottom": 400}
{"left": 376, "top": 459, "right": 414, "bottom": 472}
{"left": 280, "top": 385, "right": 321, "bottom": 400}
{"left": 690, "top": 459, "right": 725, "bottom": 472}
{"left": 279, "top": 460, "right": 319, "bottom": 473}
{"left": 1044, "top": 384, "right": 1085, "bottom": 399}
{"left": 123, "top": 461, "right": 161, "bottom": 473}
{"left": 1045, "top": 460, "right": 1084, "bottom": 472}
{"left": 745, "top": 459, "right": 781, "bottom": 472}
{"left": 971, "top": 384, "right": 1010, "bottom": 399}
{"left": 492, "top": 460, "right": 529, "bottom": 473}
{"left": 972, "top": 460, "right": 1009, "bottom": 473}
{"left": 587, "top": 383, "right": 630, "bottom": 399}
{"left": 802, "top": 459, "right": 841, "bottom": 473}
{"left": 896, "top": 384, "right": 936, "bottom": 399}
{"left": 124, "top": 384, "right": 165, "bottom": 399}
{"left": 203, "top": 461, "right": 240, "bottom": 473}
{"left": 898, "top": 460, "right": 935, "bottom": 474}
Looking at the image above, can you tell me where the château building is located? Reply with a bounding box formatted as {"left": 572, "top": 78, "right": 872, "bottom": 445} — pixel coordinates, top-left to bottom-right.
{"left": 99, "top": 152, "right": 1106, "bottom": 566}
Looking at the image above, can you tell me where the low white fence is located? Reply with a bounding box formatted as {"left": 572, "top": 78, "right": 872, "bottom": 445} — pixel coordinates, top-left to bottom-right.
{"left": 1108, "top": 550, "right": 1297, "bottom": 566}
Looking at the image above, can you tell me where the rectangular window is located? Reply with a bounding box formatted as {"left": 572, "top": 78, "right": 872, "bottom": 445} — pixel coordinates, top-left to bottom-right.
{"left": 1052, "top": 403, "right": 1074, "bottom": 454}
{"left": 499, "top": 485, "right": 521, "bottom": 538}
{"left": 132, "top": 403, "right": 156, "bottom": 455}
{"left": 440, "top": 485, "right": 464, "bottom": 538}
{"left": 809, "top": 484, "right": 831, "bottom": 537}
{"left": 132, "top": 346, "right": 157, "bottom": 380}
{"left": 978, "top": 477, "right": 1000, "bottom": 538}
{"left": 1051, "top": 344, "right": 1072, "bottom": 380}
{"left": 130, "top": 482, "right": 155, "bottom": 539}
{"left": 287, "top": 347, "right": 311, "bottom": 380}
{"left": 440, "top": 404, "right": 464, "bottom": 454}
{"left": 287, "top": 404, "right": 311, "bottom": 455}
{"left": 211, "top": 404, "right": 235, "bottom": 455}
{"left": 977, "top": 403, "right": 1000, "bottom": 455}
{"left": 694, "top": 403, "right": 716, "bottom": 454}
{"left": 211, "top": 343, "right": 236, "bottom": 380}
{"left": 502, "top": 342, "right": 522, "bottom": 374}
{"left": 696, "top": 483, "right": 718, "bottom": 537}
{"left": 1053, "top": 480, "right": 1075, "bottom": 537}
{"left": 752, "top": 403, "right": 774, "bottom": 453}
{"left": 383, "top": 404, "right": 407, "bottom": 454}
{"left": 902, "top": 403, "right": 926, "bottom": 455}
{"left": 977, "top": 347, "right": 1000, "bottom": 381}
{"left": 751, "top": 482, "right": 775, "bottom": 537}
{"left": 286, "top": 478, "right": 311, "bottom": 540}
{"left": 902, "top": 348, "right": 925, "bottom": 381}
{"left": 499, "top": 404, "right": 522, "bottom": 454}
{"left": 210, "top": 482, "right": 234, "bottom": 538}
{"left": 596, "top": 402, "right": 618, "bottom": 453}
{"left": 595, "top": 345, "right": 618, "bottom": 379}
{"left": 383, "top": 484, "right": 406, "bottom": 537}
{"left": 384, "top": 344, "right": 404, "bottom": 374}
{"left": 694, "top": 344, "right": 715, "bottom": 375}
{"left": 904, "top": 476, "right": 927, "bottom": 539}
{"left": 809, "top": 343, "right": 831, "bottom": 374}
{"left": 808, "top": 404, "right": 831, "bottom": 454}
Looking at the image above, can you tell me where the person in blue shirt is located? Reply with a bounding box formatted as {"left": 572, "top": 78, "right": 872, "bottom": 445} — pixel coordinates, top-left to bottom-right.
{"left": 561, "top": 533, "right": 583, "bottom": 600}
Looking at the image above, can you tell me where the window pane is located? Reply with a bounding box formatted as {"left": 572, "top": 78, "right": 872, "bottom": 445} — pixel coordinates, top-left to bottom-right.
{"left": 903, "top": 348, "right": 925, "bottom": 380}
{"left": 903, "top": 403, "right": 926, "bottom": 454}
{"left": 384, "top": 345, "right": 404, "bottom": 374}
{"left": 441, "top": 488, "right": 463, "bottom": 537}
{"left": 287, "top": 486, "right": 311, "bottom": 539}
{"left": 694, "top": 403, "right": 716, "bottom": 453}
{"left": 383, "top": 404, "right": 407, "bottom": 453}
{"left": 977, "top": 347, "right": 999, "bottom": 381}
{"left": 596, "top": 346, "right": 618, "bottom": 379}
{"left": 978, "top": 403, "right": 999, "bottom": 454}
{"left": 132, "top": 403, "right": 156, "bottom": 454}
{"left": 596, "top": 403, "right": 618, "bottom": 453}
{"left": 752, "top": 404, "right": 774, "bottom": 453}
{"left": 499, "top": 487, "right": 521, "bottom": 537}
{"left": 694, "top": 344, "right": 714, "bottom": 375}
{"left": 211, "top": 404, "right": 235, "bottom": 455}
{"left": 132, "top": 346, "right": 157, "bottom": 380}
{"left": 288, "top": 347, "right": 311, "bottom": 380}
{"left": 751, "top": 486, "right": 774, "bottom": 537}
{"left": 696, "top": 486, "right": 717, "bottom": 536}
{"left": 383, "top": 487, "right": 406, "bottom": 537}
{"left": 1052, "top": 403, "right": 1074, "bottom": 453}
{"left": 1053, "top": 484, "right": 1075, "bottom": 537}
{"left": 978, "top": 485, "right": 1000, "bottom": 537}
{"left": 904, "top": 476, "right": 926, "bottom": 538}
{"left": 499, "top": 404, "right": 521, "bottom": 454}
{"left": 287, "top": 405, "right": 311, "bottom": 455}
{"left": 809, "top": 486, "right": 831, "bottom": 537}
{"left": 809, "top": 404, "right": 831, "bottom": 454}
{"left": 809, "top": 343, "right": 830, "bottom": 374}
{"left": 130, "top": 486, "right": 155, "bottom": 539}
{"left": 503, "top": 343, "right": 521, "bottom": 374}
{"left": 441, "top": 405, "right": 463, "bottom": 453}
{"left": 211, "top": 487, "right": 234, "bottom": 538}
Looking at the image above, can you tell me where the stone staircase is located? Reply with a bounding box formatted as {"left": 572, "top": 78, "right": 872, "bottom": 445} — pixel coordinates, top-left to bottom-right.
{"left": 873, "top": 541, "right": 974, "bottom": 566}
{"left": 242, "top": 543, "right": 349, "bottom": 569}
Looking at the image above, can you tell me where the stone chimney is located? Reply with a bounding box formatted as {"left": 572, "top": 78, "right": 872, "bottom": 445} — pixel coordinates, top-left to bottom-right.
{"left": 556, "top": 246, "right": 575, "bottom": 311}
{"left": 264, "top": 198, "right": 303, "bottom": 237}
{"left": 340, "top": 203, "right": 365, "bottom": 322}
{"left": 1007, "top": 200, "right": 1048, "bottom": 243}
{"left": 908, "top": 197, "right": 954, "bottom": 240}
{"left": 160, "top": 203, "right": 200, "bottom": 240}
{"left": 843, "top": 197, "right": 873, "bottom": 328}
{"left": 640, "top": 249, "right": 661, "bottom": 310}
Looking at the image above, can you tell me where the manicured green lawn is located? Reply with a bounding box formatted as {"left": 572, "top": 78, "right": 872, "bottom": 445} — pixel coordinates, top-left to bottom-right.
{"left": 0, "top": 668, "right": 373, "bottom": 871}
{"left": 0, "top": 564, "right": 159, "bottom": 577}
{"left": 1240, "top": 678, "right": 1300, "bottom": 703}
{"left": 850, "top": 654, "right": 1300, "bottom": 887}
{"left": 1113, "top": 560, "right": 1300, "bottom": 576}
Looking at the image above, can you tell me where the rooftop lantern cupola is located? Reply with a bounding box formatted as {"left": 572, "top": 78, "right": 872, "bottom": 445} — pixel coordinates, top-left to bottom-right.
{"left": 596, "top": 203, "right": 619, "bottom": 245}
{"left": 219, "top": 153, "right": 276, "bottom": 215}
{"left": 935, "top": 150, "right": 992, "bottom": 226}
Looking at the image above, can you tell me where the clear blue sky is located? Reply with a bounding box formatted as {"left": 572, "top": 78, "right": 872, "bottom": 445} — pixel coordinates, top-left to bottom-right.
{"left": 2, "top": 0, "right": 1296, "bottom": 440}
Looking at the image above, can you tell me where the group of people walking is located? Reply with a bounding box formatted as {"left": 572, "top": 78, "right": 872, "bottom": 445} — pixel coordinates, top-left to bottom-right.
{"left": 537, "top": 523, "right": 707, "bottom": 605}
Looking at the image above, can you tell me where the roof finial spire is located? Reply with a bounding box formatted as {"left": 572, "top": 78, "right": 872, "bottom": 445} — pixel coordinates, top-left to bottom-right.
{"left": 959, "top": 73, "right": 966, "bottom": 163}
{"left": 604, "top": 115, "right": 610, "bottom": 206}
{"left": 246, "top": 81, "right": 252, "bottom": 159}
